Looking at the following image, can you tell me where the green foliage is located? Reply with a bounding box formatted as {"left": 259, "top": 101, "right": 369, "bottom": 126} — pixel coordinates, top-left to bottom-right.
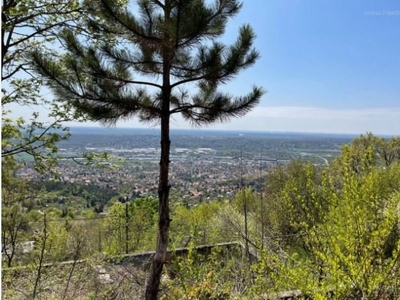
{"left": 163, "top": 244, "right": 248, "bottom": 299}
{"left": 332, "top": 133, "right": 400, "bottom": 173}
{"left": 258, "top": 161, "right": 324, "bottom": 248}
{"left": 170, "top": 202, "right": 224, "bottom": 247}
{"left": 1, "top": 158, "right": 35, "bottom": 267}
{"left": 232, "top": 187, "right": 259, "bottom": 214}
{"left": 102, "top": 197, "right": 158, "bottom": 255}
{"left": 282, "top": 162, "right": 324, "bottom": 233}
{"left": 31, "top": 180, "right": 119, "bottom": 212}
{"left": 251, "top": 141, "right": 400, "bottom": 299}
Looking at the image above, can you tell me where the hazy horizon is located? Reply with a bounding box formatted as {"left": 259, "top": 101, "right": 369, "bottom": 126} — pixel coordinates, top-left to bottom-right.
{"left": 65, "top": 125, "right": 397, "bottom": 138}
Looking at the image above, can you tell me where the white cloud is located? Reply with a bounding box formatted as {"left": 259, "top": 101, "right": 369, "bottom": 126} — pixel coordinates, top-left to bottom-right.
{"left": 249, "top": 106, "right": 400, "bottom": 120}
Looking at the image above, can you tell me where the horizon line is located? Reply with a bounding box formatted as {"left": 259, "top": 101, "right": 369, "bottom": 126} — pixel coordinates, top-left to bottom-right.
{"left": 65, "top": 125, "right": 397, "bottom": 137}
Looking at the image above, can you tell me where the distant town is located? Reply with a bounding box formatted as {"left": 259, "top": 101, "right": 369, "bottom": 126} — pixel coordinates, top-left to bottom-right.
{"left": 17, "top": 127, "right": 354, "bottom": 204}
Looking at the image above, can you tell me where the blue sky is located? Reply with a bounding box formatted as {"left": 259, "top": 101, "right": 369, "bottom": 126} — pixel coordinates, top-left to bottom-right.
{"left": 208, "top": 0, "right": 400, "bottom": 134}
{"left": 244, "top": 0, "right": 399, "bottom": 109}
{"left": 10, "top": 0, "right": 400, "bottom": 134}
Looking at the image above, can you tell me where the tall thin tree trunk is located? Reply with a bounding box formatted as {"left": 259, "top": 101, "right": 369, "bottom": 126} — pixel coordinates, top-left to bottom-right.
{"left": 259, "top": 148, "right": 264, "bottom": 250}
{"left": 125, "top": 201, "right": 129, "bottom": 254}
{"left": 145, "top": 111, "right": 171, "bottom": 299}
{"left": 33, "top": 212, "right": 47, "bottom": 299}
{"left": 145, "top": 81, "right": 171, "bottom": 299}
{"left": 241, "top": 148, "right": 250, "bottom": 261}
{"left": 146, "top": 3, "right": 173, "bottom": 297}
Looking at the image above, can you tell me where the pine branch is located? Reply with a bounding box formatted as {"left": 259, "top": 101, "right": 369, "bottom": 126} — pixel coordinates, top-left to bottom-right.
{"left": 99, "top": 0, "right": 162, "bottom": 43}
{"left": 176, "top": 0, "right": 242, "bottom": 48}
{"left": 173, "top": 86, "right": 264, "bottom": 126}
{"left": 149, "top": 0, "right": 164, "bottom": 9}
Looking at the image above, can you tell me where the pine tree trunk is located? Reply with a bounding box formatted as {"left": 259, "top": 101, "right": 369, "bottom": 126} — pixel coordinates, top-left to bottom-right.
{"left": 145, "top": 90, "right": 171, "bottom": 299}
{"left": 146, "top": 3, "right": 172, "bottom": 297}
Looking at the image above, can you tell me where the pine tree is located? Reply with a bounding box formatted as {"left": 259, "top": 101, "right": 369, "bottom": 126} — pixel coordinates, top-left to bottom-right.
{"left": 32, "top": 0, "right": 265, "bottom": 298}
